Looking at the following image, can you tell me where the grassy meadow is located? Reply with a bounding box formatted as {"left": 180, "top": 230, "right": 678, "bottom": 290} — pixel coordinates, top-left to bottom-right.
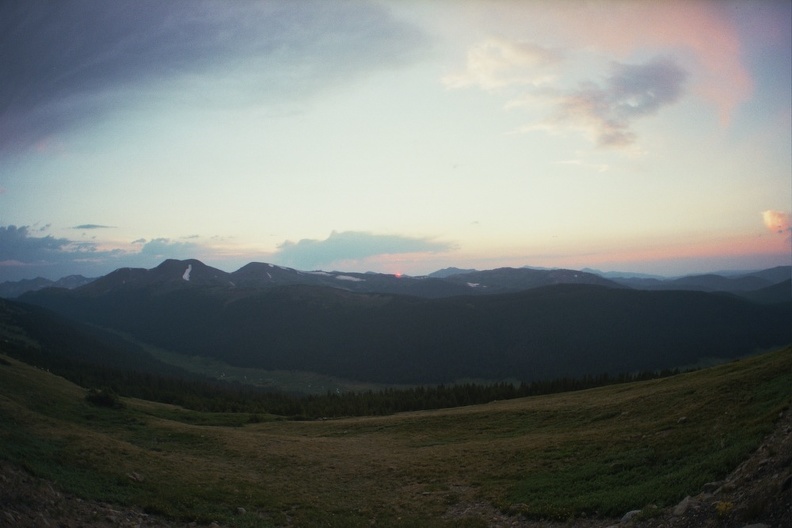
{"left": 1, "top": 345, "right": 790, "bottom": 527}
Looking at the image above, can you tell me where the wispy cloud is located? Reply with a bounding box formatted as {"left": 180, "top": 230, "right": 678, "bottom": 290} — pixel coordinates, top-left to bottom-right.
{"left": 273, "top": 231, "right": 456, "bottom": 270}
{"left": 72, "top": 224, "right": 115, "bottom": 230}
{"left": 443, "top": 39, "right": 562, "bottom": 91}
{"left": 0, "top": 0, "right": 424, "bottom": 154}
{"left": 558, "top": 1, "right": 750, "bottom": 125}
{"left": 473, "top": 1, "right": 751, "bottom": 124}
{"left": 540, "top": 57, "right": 688, "bottom": 147}
{"left": 448, "top": 38, "right": 688, "bottom": 148}
{"left": 444, "top": 1, "right": 750, "bottom": 146}
{"left": 135, "top": 238, "right": 202, "bottom": 261}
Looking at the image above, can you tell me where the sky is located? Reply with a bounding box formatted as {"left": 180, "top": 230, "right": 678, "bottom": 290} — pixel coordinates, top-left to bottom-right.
{"left": 1, "top": 0, "right": 791, "bottom": 282}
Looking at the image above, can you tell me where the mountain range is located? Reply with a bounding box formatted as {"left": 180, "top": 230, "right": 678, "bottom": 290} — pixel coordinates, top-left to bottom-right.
{"left": 3, "top": 260, "right": 790, "bottom": 299}
{"left": 10, "top": 259, "right": 791, "bottom": 388}
{"left": 0, "top": 274, "right": 93, "bottom": 299}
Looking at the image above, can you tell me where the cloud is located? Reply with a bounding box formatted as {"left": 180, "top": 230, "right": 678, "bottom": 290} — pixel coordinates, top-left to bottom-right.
{"left": 458, "top": 1, "right": 751, "bottom": 125}
{"left": 546, "top": 57, "right": 688, "bottom": 147}
{"left": 0, "top": 225, "right": 212, "bottom": 281}
{"left": 443, "top": 39, "right": 562, "bottom": 90}
{"left": 135, "top": 238, "right": 202, "bottom": 261}
{"left": 445, "top": 2, "right": 749, "bottom": 144}
{"left": 0, "top": 0, "right": 424, "bottom": 154}
{"left": 557, "top": 1, "right": 749, "bottom": 125}
{"left": 0, "top": 224, "right": 125, "bottom": 280}
{"left": 273, "top": 231, "right": 456, "bottom": 270}
{"left": 72, "top": 224, "right": 115, "bottom": 230}
{"left": 447, "top": 35, "right": 689, "bottom": 148}
{"left": 762, "top": 210, "right": 792, "bottom": 234}
{"left": 0, "top": 225, "right": 71, "bottom": 261}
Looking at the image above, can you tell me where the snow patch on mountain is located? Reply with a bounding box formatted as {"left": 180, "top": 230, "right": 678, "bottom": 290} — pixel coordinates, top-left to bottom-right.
{"left": 336, "top": 275, "right": 364, "bottom": 282}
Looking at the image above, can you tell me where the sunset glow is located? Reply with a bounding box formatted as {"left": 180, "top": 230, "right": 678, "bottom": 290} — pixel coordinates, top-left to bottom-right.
{"left": 0, "top": 0, "right": 789, "bottom": 281}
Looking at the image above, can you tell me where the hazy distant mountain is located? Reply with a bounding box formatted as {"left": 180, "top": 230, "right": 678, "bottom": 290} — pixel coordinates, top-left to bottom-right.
{"left": 612, "top": 266, "right": 791, "bottom": 295}
{"left": 427, "top": 267, "right": 478, "bottom": 278}
{"left": 736, "top": 279, "right": 792, "bottom": 304}
{"left": 231, "top": 262, "right": 474, "bottom": 298}
{"left": 442, "top": 267, "right": 622, "bottom": 293}
{"left": 21, "top": 259, "right": 792, "bottom": 385}
{"left": 0, "top": 274, "right": 93, "bottom": 299}
{"left": 30, "top": 259, "right": 624, "bottom": 300}
{"left": 581, "top": 268, "right": 665, "bottom": 280}
{"left": 6, "top": 260, "right": 788, "bottom": 300}
{"left": 745, "top": 266, "right": 792, "bottom": 283}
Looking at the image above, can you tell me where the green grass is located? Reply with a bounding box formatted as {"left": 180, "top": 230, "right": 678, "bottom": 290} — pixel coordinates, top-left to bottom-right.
{"left": 1, "top": 345, "right": 790, "bottom": 526}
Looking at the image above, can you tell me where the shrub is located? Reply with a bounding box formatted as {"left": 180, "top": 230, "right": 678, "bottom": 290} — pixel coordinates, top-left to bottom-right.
{"left": 85, "top": 387, "right": 124, "bottom": 409}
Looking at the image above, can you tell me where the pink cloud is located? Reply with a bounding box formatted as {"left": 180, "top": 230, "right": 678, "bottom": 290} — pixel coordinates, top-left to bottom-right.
{"left": 464, "top": 1, "right": 752, "bottom": 125}
{"left": 547, "top": 57, "right": 688, "bottom": 147}
{"left": 550, "top": 1, "right": 752, "bottom": 125}
{"left": 762, "top": 210, "right": 792, "bottom": 234}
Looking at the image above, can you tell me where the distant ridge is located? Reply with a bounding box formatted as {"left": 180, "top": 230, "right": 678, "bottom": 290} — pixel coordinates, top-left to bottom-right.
{"left": 612, "top": 265, "right": 792, "bottom": 294}
{"left": 20, "top": 259, "right": 792, "bottom": 386}
{"left": 442, "top": 267, "right": 621, "bottom": 293}
{"left": 426, "top": 267, "right": 478, "bottom": 279}
{"left": 0, "top": 274, "right": 93, "bottom": 299}
{"left": 4, "top": 260, "right": 790, "bottom": 300}
{"left": 76, "top": 259, "right": 232, "bottom": 295}
{"left": 581, "top": 267, "right": 665, "bottom": 280}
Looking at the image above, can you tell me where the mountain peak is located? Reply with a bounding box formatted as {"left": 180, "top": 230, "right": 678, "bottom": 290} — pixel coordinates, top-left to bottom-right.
{"left": 427, "top": 267, "right": 478, "bottom": 279}
{"left": 75, "top": 259, "right": 231, "bottom": 294}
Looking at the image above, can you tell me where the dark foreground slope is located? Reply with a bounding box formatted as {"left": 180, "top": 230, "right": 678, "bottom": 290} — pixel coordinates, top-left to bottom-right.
{"left": 0, "top": 297, "right": 200, "bottom": 385}
{"left": 22, "top": 277, "right": 792, "bottom": 384}
{"left": 1, "top": 345, "right": 790, "bottom": 527}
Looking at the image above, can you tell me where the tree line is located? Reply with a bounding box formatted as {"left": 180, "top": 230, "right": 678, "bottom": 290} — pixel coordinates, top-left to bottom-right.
{"left": 2, "top": 336, "right": 679, "bottom": 420}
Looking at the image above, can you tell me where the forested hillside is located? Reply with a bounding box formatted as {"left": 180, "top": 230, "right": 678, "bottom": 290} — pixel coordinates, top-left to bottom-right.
{"left": 22, "top": 278, "right": 792, "bottom": 385}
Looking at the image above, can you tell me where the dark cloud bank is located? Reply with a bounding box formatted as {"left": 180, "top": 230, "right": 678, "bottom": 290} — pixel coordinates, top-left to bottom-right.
{"left": 0, "top": 226, "right": 455, "bottom": 282}
{"left": 0, "top": 0, "right": 423, "bottom": 154}
{"left": 0, "top": 225, "right": 198, "bottom": 281}
{"left": 0, "top": 225, "right": 115, "bottom": 280}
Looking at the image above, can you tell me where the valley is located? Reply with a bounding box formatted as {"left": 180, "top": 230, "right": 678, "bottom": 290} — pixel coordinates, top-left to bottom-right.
{"left": 12, "top": 260, "right": 792, "bottom": 388}
{"left": 1, "top": 259, "right": 790, "bottom": 526}
{"left": 1, "top": 346, "right": 790, "bottom": 527}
